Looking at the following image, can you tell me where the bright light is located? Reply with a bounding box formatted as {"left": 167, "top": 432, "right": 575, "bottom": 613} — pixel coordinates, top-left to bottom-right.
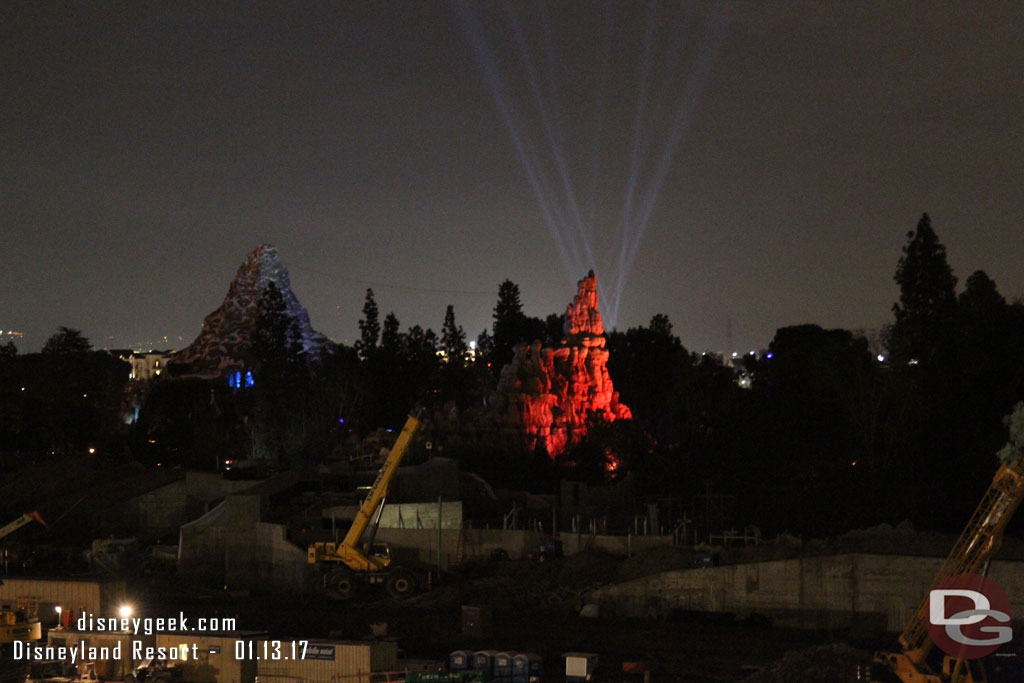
{"left": 55, "top": 606, "right": 62, "bottom": 614}
{"left": 119, "top": 605, "right": 132, "bottom": 619}
{"left": 876, "top": 354, "right": 885, "bottom": 362}
{"left": 88, "top": 447, "right": 96, "bottom": 454}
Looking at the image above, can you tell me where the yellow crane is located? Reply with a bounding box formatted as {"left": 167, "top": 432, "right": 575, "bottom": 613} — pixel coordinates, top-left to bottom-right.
{"left": 308, "top": 410, "right": 424, "bottom": 599}
{"left": 0, "top": 510, "right": 45, "bottom": 541}
{"left": 872, "top": 453, "right": 1024, "bottom": 682}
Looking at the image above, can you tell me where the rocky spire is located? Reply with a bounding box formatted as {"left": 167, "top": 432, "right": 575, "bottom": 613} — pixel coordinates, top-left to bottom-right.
{"left": 490, "top": 271, "right": 631, "bottom": 456}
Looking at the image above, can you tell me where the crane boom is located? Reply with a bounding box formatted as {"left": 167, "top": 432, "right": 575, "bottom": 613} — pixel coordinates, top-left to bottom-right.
{"left": 0, "top": 511, "right": 46, "bottom": 541}
{"left": 342, "top": 411, "right": 424, "bottom": 550}
{"left": 897, "top": 455, "right": 1024, "bottom": 661}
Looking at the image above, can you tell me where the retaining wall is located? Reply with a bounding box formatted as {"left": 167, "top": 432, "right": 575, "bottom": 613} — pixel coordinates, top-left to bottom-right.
{"left": 587, "top": 553, "right": 1024, "bottom": 632}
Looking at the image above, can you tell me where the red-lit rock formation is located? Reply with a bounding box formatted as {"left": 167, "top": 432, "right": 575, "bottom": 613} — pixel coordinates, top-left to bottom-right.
{"left": 491, "top": 271, "right": 631, "bottom": 456}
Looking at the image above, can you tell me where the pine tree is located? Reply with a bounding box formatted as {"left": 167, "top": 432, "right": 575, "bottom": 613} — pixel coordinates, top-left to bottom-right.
{"left": 889, "top": 213, "right": 958, "bottom": 367}
{"left": 381, "top": 313, "right": 401, "bottom": 354}
{"left": 440, "top": 305, "right": 468, "bottom": 365}
{"left": 491, "top": 280, "right": 526, "bottom": 372}
{"left": 356, "top": 288, "right": 380, "bottom": 359}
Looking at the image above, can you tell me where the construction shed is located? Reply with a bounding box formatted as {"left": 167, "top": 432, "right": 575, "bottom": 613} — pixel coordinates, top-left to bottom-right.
{"left": 256, "top": 639, "right": 398, "bottom": 683}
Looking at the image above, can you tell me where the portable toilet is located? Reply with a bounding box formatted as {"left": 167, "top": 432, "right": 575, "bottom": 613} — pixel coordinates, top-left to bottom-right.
{"left": 473, "top": 650, "right": 499, "bottom": 679}
{"left": 450, "top": 650, "right": 472, "bottom": 672}
{"left": 494, "top": 652, "right": 514, "bottom": 682}
{"left": 563, "top": 653, "right": 598, "bottom": 682}
{"left": 512, "top": 653, "right": 543, "bottom": 683}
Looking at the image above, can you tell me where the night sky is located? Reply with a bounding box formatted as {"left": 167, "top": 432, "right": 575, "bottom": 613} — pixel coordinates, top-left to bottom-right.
{"left": 4, "top": 2, "right": 1023, "bottom": 354}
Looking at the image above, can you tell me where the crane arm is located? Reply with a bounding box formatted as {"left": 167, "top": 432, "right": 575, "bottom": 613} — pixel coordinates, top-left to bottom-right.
{"left": 0, "top": 511, "right": 46, "bottom": 541}
{"left": 898, "top": 455, "right": 1024, "bottom": 660}
{"left": 341, "top": 411, "right": 424, "bottom": 551}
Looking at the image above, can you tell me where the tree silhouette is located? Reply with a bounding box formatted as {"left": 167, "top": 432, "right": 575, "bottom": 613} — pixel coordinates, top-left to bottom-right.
{"left": 889, "top": 213, "right": 958, "bottom": 367}
{"left": 42, "top": 327, "right": 92, "bottom": 355}
{"left": 440, "top": 304, "right": 468, "bottom": 365}
{"left": 356, "top": 288, "right": 380, "bottom": 359}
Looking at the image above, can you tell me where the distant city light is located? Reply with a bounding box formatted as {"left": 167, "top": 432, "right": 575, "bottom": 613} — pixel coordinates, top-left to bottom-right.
{"left": 876, "top": 354, "right": 885, "bottom": 362}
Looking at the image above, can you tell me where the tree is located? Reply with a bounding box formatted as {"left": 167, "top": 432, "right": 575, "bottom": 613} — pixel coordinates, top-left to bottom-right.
{"left": 888, "top": 213, "right": 958, "bottom": 367}
{"left": 0, "top": 341, "right": 15, "bottom": 360}
{"left": 491, "top": 280, "right": 527, "bottom": 373}
{"left": 958, "top": 270, "right": 1007, "bottom": 342}
{"left": 440, "top": 305, "right": 468, "bottom": 365}
{"left": 381, "top": 313, "right": 401, "bottom": 354}
{"left": 249, "top": 281, "right": 308, "bottom": 464}
{"left": 42, "top": 327, "right": 92, "bottom": 355}
{"left": 252, "top": 281, "right": 302, "bottom": 374}
{"left": 356, "top": 288, "right": 380, "bottom": 359}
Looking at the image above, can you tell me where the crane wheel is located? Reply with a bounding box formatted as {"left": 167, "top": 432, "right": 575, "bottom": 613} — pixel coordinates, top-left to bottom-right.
{"left": 325, "top": 570, "right": 357, "bottom": 600}
{"left": 386, "top": 567, "right": 417, "bottom": 599}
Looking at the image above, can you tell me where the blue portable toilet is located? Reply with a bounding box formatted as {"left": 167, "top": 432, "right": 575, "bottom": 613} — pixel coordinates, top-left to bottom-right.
{"left": 513, "top": 653, "right": 543, "bottom": 683}
{"left": 494, "top": 652, "right": 514, "bottom": 682}
{"left": 473, "top": 650, "right": 499, "bottom": 679}
{"left": 450, "top": 650, "right": 472, "bottom": 672}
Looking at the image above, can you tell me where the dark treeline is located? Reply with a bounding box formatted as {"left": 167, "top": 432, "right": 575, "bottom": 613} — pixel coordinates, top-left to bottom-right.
{"left": 2, "top": 214, "right": 1023, "bottom": 537}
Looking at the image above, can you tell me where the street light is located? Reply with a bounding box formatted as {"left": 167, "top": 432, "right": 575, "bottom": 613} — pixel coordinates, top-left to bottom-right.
{"left": 55, "top": 605, "right": 62, "bottom": 629}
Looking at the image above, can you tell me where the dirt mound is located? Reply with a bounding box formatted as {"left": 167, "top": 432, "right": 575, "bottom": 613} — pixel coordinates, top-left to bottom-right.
{"left": 617, "top": 545, "right": 693, "bottom": 580}
{"left": 556, "top": 549, "right": 620, "bottom": 587}
{"left": 745, "top": 644, "right": 869, "bottom": 682}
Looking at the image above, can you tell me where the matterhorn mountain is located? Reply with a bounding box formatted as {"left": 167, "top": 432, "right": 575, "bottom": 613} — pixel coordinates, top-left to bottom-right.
{"left": 168, "top": 245, "right": 331, "bottom": 378}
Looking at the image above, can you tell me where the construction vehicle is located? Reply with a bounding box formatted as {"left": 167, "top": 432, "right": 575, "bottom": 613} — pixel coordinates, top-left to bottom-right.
{"left": 870, "top": 451, "right": 1024, "bottom": 682}
{"left": 308, "top": 410, "right": 425, "bottom": 599}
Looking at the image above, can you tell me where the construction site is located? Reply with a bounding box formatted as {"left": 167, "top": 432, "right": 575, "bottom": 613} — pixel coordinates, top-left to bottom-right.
{"left": 3, "top": 251, "right": 1024, "bottom": 682}
{"left": 2, "top": 398, "right": 1024, "bottom": 683}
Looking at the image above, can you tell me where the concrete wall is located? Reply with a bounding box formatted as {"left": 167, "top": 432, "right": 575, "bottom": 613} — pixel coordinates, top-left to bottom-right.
{"left": 587, "top": 553, "right": 1024, "bottom": 632}
{"left": 179, "top": 499, "right": 307, "bottom": 592}
{"left": 123, "top": 472, "right": 264, "bottom": 537}
{"left": 561, "top": 533, "right": 675, "bottom": 557}
{"left": 374, "top": 527, "right": 535, "bottom": 570}
{"left": 125, "top": 479, "right": 188, "bottom": 536}
{"left": 224, "top": 523, "right": 309, "bottom": 592}
{"left": 323, "top": 502, "right": 463, "bottom": 530}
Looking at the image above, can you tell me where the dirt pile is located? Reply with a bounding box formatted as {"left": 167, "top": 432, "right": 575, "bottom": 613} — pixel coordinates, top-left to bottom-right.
{"left": 617, "top": 545, "right": 693, "bottom": 580}
{"left": 744, "top": 644, "right": 869, "bottom": 682}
